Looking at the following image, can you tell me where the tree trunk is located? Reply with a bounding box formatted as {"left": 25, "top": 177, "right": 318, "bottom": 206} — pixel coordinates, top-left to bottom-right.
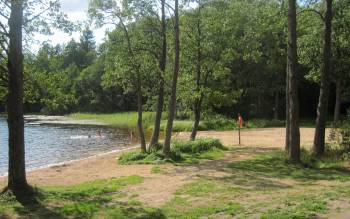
{"left": 7, "top": 0, "right": 28, "bottom": 192}
{"left": 287, "top": 0, "right": 300, "bottom": 162}
{"left": 190, "top": 5, "right": 203, "bottom": 141}
{"left": 137, "top": 76, "right": 147, "bottom": 153}
{"left": 333, "top": 79, "right": 341, "bottom": 125}
{"left": 285, "top": 65, "right": 290, "bottom": 151}
{"left": 191, "top": 95, "right": 204, "bottom": 141}
{"left": 313, "top": 0, "right": 332, "bottom": 156}
{"left": 163, "top": 0, "right": 180, "bottom": 157}
{"left": 149, "top": 0, "right": 167, "bottom": 149}
{"left": 274, "top": 92, "right": 279, "bottom": 120}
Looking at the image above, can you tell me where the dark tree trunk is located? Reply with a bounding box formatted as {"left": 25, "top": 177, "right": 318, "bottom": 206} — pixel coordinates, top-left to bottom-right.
{"left": 333, "top": 79, "right": 341, "bottom": 125}
{"left": 287, "top": 0, "right": 300, "bottom": 162}
{"left": 137, "top": 76, "right": 147, "bottom": 153}
{"left": 190, "top": 5, "right": 203, "bottom": 141}
{"left": 286, "top": 65, "right": 290, "bottom": 151}
{"left": 274, "top": 92, "right": 279, "bottom": 120}
{"left": 163, "top": 0, "right": 180, "bottom": 157}
{"left": 7, "top": 0, "right": 28, "bottom": 192}
{"left": 149, "top": 0, "right": 167, "bottom": 148}
{"left": 191, "top": 95, "right": 204, "bottom": 141}
{"left": 313, "top": 0, "right": 332, "bottom": 156}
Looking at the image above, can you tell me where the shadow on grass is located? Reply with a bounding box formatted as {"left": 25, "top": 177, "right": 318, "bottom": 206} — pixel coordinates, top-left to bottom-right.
{"left": 1, "top": 186, "right": 65, "bottom": 219}
{"left": 0, "top": 177, "right": 167, "bottom": 219}
{"left": 227, "top": 151, "right": 350, "bottom": 182}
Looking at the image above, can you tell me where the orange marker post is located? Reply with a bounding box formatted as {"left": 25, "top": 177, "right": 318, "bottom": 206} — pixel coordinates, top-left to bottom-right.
{"left": 237, "top": 113, "right": 244, "bottom": 145}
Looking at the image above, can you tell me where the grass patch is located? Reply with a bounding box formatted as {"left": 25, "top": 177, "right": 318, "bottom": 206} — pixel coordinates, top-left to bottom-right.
{"left": 69, "top": 112, "right": 304, "bottom": 131}
{"left": 228, "top": 151, "right": 350, "bottom": 182}
{"left": 69, "top": 112, "right": 156, "bottom": 130}
{"left": 0, "top": 175, "right": 167, "bottom": 219}
{"left": 160, "top": 147, "right": 350, "bottom": 218}
{"left": 118, "top": 138, "right": 226, "bottom": 165}
{"left": 3, "top": 176, "right": 167, "bottom": 219}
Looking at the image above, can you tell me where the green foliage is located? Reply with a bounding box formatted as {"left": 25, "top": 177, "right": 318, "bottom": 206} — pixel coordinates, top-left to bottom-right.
{"left": 172, "top": 138, "right": 225, "bottom": 154}
{"left": 118, "top": 138, "right": 225, "bottom": 165}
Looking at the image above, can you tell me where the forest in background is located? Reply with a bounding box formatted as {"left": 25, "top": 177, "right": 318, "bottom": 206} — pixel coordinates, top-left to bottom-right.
{"left": 0, "top": 0, "right": 348, "bottom": 120}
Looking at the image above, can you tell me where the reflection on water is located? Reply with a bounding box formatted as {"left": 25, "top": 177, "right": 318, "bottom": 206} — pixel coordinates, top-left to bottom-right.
{"left": 0, "top": 118, "right": 131, "bottom": 176}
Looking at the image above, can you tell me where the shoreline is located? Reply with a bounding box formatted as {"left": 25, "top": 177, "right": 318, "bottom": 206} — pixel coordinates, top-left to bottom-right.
{"left": 0, "top": 144, "right": 142, "bottom": 188}
{"left": 0, "top": 145, "right": 139, "bottom": 178}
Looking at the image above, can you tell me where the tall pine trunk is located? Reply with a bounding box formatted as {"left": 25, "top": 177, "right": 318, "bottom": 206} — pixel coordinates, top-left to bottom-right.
{"left": 149, "top": 0, "right": 167, "bottom": 148}
{"left": 163, "top": 0, "right": 180, "bottom": 157}
{"left": 287, "top": 0, "right": 300, "bottom": 162}
{"left": 7, "top": 0, "right": 28, "bottom": 192}
{"left": 313, "top": 0, "right": 332, "bottom": 156}
{"left": 333, "top": 79, "right": 341, "bottom": 125}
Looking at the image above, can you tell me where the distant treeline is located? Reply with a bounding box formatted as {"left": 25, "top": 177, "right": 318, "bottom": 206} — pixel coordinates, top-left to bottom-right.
{"left": 0, "top": 0, "right": 348, "bottom": 120}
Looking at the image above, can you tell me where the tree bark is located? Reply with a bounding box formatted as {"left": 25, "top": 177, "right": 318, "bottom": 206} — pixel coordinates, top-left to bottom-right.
{"left": 149, "top": 0, "right": 167, "bottom": 148}
{"left": 333, "top": 79, "right": 341, "bottom": 125}
{"left": 274, "top": 91, "right": 279, "bottom": 120}
{"left": 136, "top": 75, "right": 147, "bottom": 153}
{"left": 287, "top": 0, "right": 300, "bottom": 162}
{"left": 286, "top": 65, "right": 290, "bottom": 151}
{"left": 7, "top": 0, "right": 28, "bottom": 192}
{"left": 190, "top": 5, "right": 203, "bottom": 141}
{"left": 313, "top": 0, "right": 332, "bottom": 156}
{"left": 163, "top": 0, "right": 180, "bottom": 157}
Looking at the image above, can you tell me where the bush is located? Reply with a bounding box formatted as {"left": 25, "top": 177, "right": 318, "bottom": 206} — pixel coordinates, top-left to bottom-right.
{"left": 172, "top": 138, "right": 225, "bottom": 154}
{"left": 118, "top": 150, "right": 183, "bottom": 165}
{"left": 245, "top": 119, "right": 285, "bottom": 129}
{"left": 118, "top": 138, "right": 225, "bottom": 165}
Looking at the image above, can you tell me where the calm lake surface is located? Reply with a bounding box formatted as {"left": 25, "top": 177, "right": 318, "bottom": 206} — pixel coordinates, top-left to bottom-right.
{"left": 0, "top": 117, "right": 132, "bottom": 176}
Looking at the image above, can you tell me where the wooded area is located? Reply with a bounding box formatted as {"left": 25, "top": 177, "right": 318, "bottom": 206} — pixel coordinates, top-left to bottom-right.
{"left": 0, "top": 0, "right": 350, "bottom": 218}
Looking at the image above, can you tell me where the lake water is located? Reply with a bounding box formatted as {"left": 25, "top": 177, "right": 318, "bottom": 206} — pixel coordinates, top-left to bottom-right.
{"left": 0, "top": 117, "right": 132, "bottom": 176}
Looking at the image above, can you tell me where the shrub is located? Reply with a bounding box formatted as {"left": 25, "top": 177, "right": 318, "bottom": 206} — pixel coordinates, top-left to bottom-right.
{"left": 118, "top": 150, "right": 183, "bottom": 164}
{"left": 172, "top": 138, "right": 225, "bottom": 154}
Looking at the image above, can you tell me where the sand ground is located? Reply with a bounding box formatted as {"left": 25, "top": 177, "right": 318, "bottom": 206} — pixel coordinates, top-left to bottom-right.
{"left": 0, "top": 128, "right": 319, "bottom": 188}
{"left": 2, "top": 127, "right": 345, "bottom": 218}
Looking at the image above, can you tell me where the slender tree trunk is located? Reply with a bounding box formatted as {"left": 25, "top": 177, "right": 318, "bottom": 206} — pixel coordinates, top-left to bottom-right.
{"left": 286, "top": 65, "right": 290, "bottom": 151}
{"left": 7, "top": 0, "right": 28, "bottom": 192}
{"left": 313, "top": 0, "right": 332, "bottom": 156}
{"left": 136, "top": 76, "right": 147, "bottom": 153}
{"left": 117, "top": 16, "right": 147, "bottom": 153}
{"left": 333, "top": 79, "right": 341, "bottom": 125}
{"left": 287, "top": 0, "right": 300, "bottom": 162}
{"left": 191, "top": 5, "right": 202, "bottom": 141}
{"left": 163, "top": 0, "right": 180, "bottom": 157}
{"left": 149, "top": 0, "right": 167, "bottom": 148}
{"left": 274, "top": 92, "right": 279, "bottom": 120}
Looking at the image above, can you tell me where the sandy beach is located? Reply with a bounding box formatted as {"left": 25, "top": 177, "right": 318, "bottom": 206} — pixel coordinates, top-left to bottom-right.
{"left": 0, "top": 127, "right": 321, "bottom": 189}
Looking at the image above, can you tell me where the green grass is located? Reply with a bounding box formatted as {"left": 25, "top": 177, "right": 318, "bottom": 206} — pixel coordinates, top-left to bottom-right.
{"left": 160, "top": 148, "right": 350, "bottom": 218}
{"left": 0, "top": 176, "right": 167, "bottom": 219}
{"left": 69, "top": 112, "right": 316, "bottom": 132}
{"left": 69, "top": 112, "right": 156, "bottom": 130}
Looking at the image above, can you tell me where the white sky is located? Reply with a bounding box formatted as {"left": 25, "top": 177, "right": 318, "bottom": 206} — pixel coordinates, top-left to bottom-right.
{"left": 32, "top": 0, "right": 110, "bottom": 52}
